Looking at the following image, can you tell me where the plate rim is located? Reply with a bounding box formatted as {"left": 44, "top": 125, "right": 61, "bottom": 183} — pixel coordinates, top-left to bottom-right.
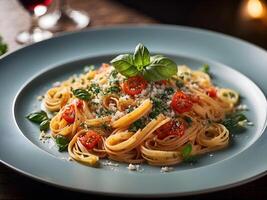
{"left": 1, "top": 24, "right": 267, "bottom": 197}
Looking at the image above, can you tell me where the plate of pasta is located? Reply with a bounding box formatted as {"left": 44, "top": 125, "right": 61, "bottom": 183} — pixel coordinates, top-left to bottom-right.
{"left": 1, "top": 25, "right": 267, "bottom": 197}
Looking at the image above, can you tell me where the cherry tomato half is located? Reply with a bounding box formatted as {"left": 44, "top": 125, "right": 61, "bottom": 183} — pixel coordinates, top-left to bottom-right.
{"left": 206, "top": 87, "right": 217, "bottom": 98}
{"left": 79, "top": 130, "right": 101, "bottom": 150}
{"left": 123, "top": 76, "right": 147, "bottom": 96}
{"left": 62, "top": 105, "right": 75, "bottom": 123}
{"left": 171, "top": 91, "right": 193, "bottom": 114}
{"left": 75, "top": 99, "right": 84, "bottom": 109}
{"left": 155, "top": 120, "right": 186, "bottom": 140}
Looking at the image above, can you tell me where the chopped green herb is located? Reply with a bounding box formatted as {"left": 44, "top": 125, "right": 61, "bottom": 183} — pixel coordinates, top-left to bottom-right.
{"left": 149, "top": 109, "right": 160, "bottom": 119}
{"left": 101, "top": 124, "right": 113, "bottom": 132}
{"left": 184, "top": 116, "right": 192, "bottom": 125}
{"left": 182, "top": 143, "right": 192, "bottom": 159}
{"left": 72, "top": 88, "right": 91, "bottom": 101}
{"left": 55, "top": 135, "right": 69, "bottom": 152}
{"left": 129, "top": 118, "right": 146, "bottom": 132}
{"left": 199, "top": 64, "right": 210, "bottom": 74}
{"left": 0, "top": 36, "right": 8, "bottom": 56}
{"left": 106, "top": 86, "right": 121, "bottom": 93}
{"left": 97, "top": 108, "right": 114, "bottom": 117}
{"left": 88, "top": 83, "right": 101, "bottom": 94}
{"left": 79, "top": 122, "right": 88, "bottom": 130}
{"left": 165, "top": 87, "right": 174, "bottom": 95}
{"left": 110, "top": 70, "right": 118, "bottom": 78}
{"left": 151, "top": 97, "right": 163, "bottom": 107}
{"left": 149, "top": 97, "right": 168, "bottom": 119}
{"left": 126, "top": 107, "right": 134, "bottom": 113}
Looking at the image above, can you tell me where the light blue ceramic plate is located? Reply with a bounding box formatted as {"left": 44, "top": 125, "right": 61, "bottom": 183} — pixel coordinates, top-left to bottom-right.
{"left": 0, "top": 25, "right": 267, "bottom": 197}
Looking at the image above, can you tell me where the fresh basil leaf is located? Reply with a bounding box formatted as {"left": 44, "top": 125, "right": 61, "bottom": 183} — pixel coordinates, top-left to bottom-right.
{"left": 142, "top": 65, "right": 163, "bottom": 81}
{"left": 120, "top": 66, "right": 139, "bottom": 77}
{"left": 143, "top": 56, "right": 177, "bottom": 81}
{"left": 222, "top": 112, "right": 248, "bottom": 133}
{"left": 111, "top": 54, "right": 139, "bottom": 77}
{"left": 55, "top": 135, "right": 69, "bottom": 152}
{"left": 40, "top": 119, "right": 50, "bottom": 131}
{"left": 133, "top": 43, "right": 150, "bottom": 70}
{"left": 111, "top": 54, "right": 134, "bottom": 71}
{"left": 199, "top": 64, "right": 210, "bottom": 74}
{"left": 26, "top": 111, "right": 48, "bottom": 124}
{"left": 72, "top": 89, "right": 91, "bottom": 100}
{"left": 182, "top": 143, "right": 192, "bottom": 159}
{"left": 150, "top": 56, "right": 177, "bottom": 77}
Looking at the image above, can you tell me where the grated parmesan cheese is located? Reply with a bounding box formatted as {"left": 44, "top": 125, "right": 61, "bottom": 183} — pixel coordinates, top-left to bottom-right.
{"left": 52, "top": 81, "right": 61, "bottom": 87}
{"left": 68, "top": 157, "right": 73, "bottom": 161}
{"left": 160, "top": 166, "right": 174, "bottom": 173}
{"left": 112, "top": 110, "right": 125, "bottom": 121}
{"left": 36, "top": 95, "right": 44, "bottom": 101}
{"left": 127, "top": 164, "right": 144, "bottom": 172}
{"left": 103, "top": 161, "right": 119, "bottom": 167}
{"left": 236, "top": 104, "right": 248, "bottom": 111}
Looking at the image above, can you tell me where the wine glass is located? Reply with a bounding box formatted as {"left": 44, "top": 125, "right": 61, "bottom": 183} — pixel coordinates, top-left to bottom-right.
{"left": 38, "top": 0, "right": 90, "bottom": 32}
{"left": 16, "top": 0, "right": 53, "bottom": 44}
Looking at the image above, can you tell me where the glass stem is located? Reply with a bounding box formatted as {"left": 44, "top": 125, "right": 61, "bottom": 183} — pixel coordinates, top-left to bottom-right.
{"left": 29, "top": 15, "right": 40, "bottom": 33}
{"left": 59, "top": 0, "right": 69, "bottom": 11}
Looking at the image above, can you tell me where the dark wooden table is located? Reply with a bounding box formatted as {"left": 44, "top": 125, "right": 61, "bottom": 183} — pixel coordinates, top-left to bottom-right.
{"left": 1, "top": 0, "right": 267, "bottom": 199}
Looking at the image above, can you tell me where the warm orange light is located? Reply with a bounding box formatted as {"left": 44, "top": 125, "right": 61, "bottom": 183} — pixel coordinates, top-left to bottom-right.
{"left": 247, "top": 0, "right": 265, "bottom": 18}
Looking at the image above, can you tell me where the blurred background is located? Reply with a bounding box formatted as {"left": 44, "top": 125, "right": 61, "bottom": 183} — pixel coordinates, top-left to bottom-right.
{"left": 1, "top": 0, "right": 267, "bottom": 52}
{"left": 1, "top": 0, "right": 267, "bottom": 199}
{"left": 117, "top": 0, "right": 267, "bottom": 48}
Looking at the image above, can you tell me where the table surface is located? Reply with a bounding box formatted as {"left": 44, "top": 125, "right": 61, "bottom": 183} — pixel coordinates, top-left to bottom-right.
{"left": 1, "top": 0, "right": 267, "bottom": 199}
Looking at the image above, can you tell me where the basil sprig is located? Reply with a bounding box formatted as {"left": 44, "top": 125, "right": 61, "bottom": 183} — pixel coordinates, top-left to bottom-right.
{"left": 111, "top": 43, "right": 177, "bottom": 82}
{"left": 26, "top": 110, "right": 50, "bottom": 131}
